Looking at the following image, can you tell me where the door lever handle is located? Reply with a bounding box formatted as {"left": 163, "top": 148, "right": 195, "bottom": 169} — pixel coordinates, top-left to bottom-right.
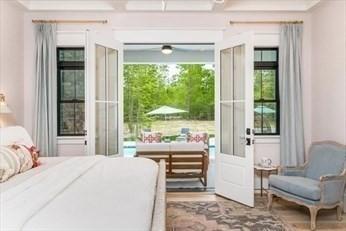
{"left": 246, "top": 138, "right": 251, "bottom": 146}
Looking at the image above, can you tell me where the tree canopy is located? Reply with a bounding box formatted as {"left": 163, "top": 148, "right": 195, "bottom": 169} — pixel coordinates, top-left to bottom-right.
{"left": 124, "top": 64, "right": 215, "bottom": 136}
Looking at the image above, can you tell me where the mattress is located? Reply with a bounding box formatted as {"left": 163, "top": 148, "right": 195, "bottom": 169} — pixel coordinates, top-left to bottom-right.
{"left": 0, "top": 156, "right": 159, "bottom": 231}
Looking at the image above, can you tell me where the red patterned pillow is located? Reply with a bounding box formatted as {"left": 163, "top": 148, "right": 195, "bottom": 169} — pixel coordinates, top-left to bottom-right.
{"left": 23, "top": 145, "right": 41, "bottom": 167}
{"left": 142, "top": 132, "right": 162, "bottom": 143}
{"left": 188, "top": 132, "right": 208, "bottom": 144}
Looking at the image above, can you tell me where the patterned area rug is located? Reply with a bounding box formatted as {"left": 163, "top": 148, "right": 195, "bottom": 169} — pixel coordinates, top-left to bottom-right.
{"left": 167, "top": 197, "right": 290, "bottom": 231}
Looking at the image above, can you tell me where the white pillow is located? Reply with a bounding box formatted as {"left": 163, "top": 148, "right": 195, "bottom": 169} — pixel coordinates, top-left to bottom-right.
{"left": 11, "top": 145, "right": 34, "bottom": 173}
{"left": 0, "top": 126, "right": 34, "bottom": 146}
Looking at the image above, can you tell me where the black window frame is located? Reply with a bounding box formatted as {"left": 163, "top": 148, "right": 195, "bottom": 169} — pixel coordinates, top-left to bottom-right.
{"left": 57, "top": 47, "right": 85, "bottom": 136}
{"left": 254, "top": 47, "right": 280, "bottom": 136}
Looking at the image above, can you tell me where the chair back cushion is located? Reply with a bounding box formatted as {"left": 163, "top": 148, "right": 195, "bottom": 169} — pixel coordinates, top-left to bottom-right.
{"left": 141, "top": 132, "right": 162, "bottom": 143}
{"left": 305, "top": 142, "right": 346, "bottom": 180}
{"left": 187, "top": 132, "right": 208, "bottom": 144}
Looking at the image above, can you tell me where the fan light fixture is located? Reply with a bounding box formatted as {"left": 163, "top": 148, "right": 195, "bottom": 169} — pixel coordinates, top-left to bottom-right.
{"left": 161, "top": 45, "right": 173, "bottom": 55}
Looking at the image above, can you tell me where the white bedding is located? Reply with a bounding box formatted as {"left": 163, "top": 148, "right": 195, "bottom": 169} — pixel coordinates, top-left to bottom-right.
{"left": 0, "top": 156, "right": 159, "bottom": 231}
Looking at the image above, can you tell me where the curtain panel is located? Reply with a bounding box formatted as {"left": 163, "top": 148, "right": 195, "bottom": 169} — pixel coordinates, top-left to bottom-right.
{"left": 33, "top": 24, "right": 57, "bottom": 157}
{"left": 279, "top": 23, "right": 305, "bottom": 166}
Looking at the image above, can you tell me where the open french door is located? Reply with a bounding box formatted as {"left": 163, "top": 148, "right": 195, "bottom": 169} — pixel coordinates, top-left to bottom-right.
{"left": 86, "top": 31, "right": 123, "bottom": 156}
{"left": 215, "top": 32, "right": 255, "bottom": 207}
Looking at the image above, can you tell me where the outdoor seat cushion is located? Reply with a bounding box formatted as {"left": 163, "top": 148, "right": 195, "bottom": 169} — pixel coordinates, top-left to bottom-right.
{"left": 136, "top": 142, "right": 170, "bottom": 152}
{"left": 269, "top": 175, "right": 321, "bottom": 201}
{"left": 170, "top": 142, "right": 205, "bottom": 152}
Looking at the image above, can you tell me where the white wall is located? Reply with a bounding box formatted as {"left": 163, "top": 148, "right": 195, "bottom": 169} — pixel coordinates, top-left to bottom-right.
{"left": 0, "top": 1, "right": 24, "bottom": 125}
{"left": 310, "top": 0, "right": 346, "bottom": 145}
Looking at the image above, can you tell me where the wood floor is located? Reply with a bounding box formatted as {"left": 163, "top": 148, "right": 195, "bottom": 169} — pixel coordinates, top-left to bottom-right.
{"left": 167, "top": 192, "right": 346, "bottom": 231}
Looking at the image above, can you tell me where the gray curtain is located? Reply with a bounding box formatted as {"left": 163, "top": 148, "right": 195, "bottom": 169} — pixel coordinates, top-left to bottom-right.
{"left": 33, "top": 24, "right": 57, "bottom": 157}
{"left": 279, "top": 23, "right": 305, "bottom": 166}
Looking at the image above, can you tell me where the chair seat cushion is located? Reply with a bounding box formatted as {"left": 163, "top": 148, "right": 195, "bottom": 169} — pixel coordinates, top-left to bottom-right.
{"left": 269, "top": 175, "right": 321, "bottom": 201}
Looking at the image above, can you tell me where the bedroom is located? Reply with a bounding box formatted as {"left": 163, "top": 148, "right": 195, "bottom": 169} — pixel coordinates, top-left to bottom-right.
{"left": 0, "top": 0, "right": 345, "bottom": 230}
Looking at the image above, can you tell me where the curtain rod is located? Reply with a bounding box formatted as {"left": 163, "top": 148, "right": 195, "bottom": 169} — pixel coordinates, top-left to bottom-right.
{"left": 32, "top": 20, "right": 108, "bottom": 24}
{"left": 229, "top": 20, "right": 303, "bottom": 25}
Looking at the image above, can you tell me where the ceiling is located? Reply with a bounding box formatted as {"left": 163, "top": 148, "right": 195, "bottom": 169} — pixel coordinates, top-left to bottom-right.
{"left": 124, "top": 44, "right": 214, "bottom": 51}
{"left": 17, "top": 0, "right": 320, "bottom": 12}
{"left": 124, "top": 44, "right": 215, "bottom": 63}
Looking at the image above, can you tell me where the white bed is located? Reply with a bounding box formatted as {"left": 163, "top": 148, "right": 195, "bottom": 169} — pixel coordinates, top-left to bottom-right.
{"left": 0, "top": 126, "right": 166, "bottom": 231}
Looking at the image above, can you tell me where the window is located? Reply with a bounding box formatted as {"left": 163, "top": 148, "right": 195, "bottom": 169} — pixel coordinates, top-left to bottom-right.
{"left": 254, "top": 48, "right": 280, "bottom": 135}
{"left": 57, "top": 48, "right": 85, "bottom": 136}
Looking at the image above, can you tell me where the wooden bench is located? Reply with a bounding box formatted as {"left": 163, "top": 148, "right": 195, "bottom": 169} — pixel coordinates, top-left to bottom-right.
{"left": 135, "top": 143, "right": 209, "bottom": 186}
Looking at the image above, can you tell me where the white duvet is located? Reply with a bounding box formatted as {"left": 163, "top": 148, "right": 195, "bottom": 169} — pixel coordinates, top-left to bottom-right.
{"left": 0, "top": 156, "right": 159, "bottom": 231}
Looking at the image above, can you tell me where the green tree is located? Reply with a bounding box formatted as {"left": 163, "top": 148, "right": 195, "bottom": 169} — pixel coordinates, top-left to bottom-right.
{"left": 167, "top": 64, "right": 214, "bottom": 120}
{"left": 124, "top": 64, "right": 168, "bottom": 136}
{"left": 124, "top": 64, "right": 215, "bottom": 139}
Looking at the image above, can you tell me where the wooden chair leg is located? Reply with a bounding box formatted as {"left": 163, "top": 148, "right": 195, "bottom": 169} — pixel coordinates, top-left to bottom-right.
{"left": 337, "top": 204, "right": 343, "bottom": 221}
{"left": 267, "top": 191, "right": 273, "bottom": 211}
{"left": 309, "top": 206, "right": 318, "bottom": 230}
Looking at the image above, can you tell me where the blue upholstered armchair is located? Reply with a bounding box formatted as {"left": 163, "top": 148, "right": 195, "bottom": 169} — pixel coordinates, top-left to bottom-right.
{"left": 268, "top": 141, "right": 346, "bottom": 230}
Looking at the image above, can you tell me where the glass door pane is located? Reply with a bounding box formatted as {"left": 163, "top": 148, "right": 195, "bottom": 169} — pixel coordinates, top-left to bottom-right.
{"left": 220, "top": 45, "right": 246, "bottom": 157}
{"left": 96, "top": 103, "right": 106, "bottom": 155}
{"left": 108, "top": 48, "right": 118, "bottom": 102}
{"left": 221, "top": 103, "right": 232, "bottom": 154}
{"left": 220, "top": 48, "right": 232, "bottom": 155}
{"left": 95, "top": 45, "right": 106, "bottom": 155}
{"left": 107, "top": 103, "right": 118, "bottom": 155}
{"left": 220, "top": 48, "right": 233, "bottom": 101}
{"left": 94, "top": 44, "right": 119, "bottom": 156}
{"left": 233, "top": 45, "right": 246, "bottom": 157}
{"left": 107, "top": 48, "right": 118, "bottom": 156}
{"left": 96, "top": 45, "right": 106, "bottom": 101}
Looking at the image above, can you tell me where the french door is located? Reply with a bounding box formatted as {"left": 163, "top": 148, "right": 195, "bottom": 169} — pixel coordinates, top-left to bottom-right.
{"left": 86, "top": 31, "right": 123, "bottom": 156}
{"left": 215, "top": 32, "right": 255, "bottom": 207}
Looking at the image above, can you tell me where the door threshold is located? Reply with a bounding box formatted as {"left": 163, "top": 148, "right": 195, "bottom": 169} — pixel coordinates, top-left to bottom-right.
{"left": 167, "top": 187, "right": 215, "bottom": 193}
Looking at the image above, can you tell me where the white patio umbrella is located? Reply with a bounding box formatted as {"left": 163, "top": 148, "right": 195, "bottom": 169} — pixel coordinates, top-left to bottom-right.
{"left": 146, "top": 105, "right": 188, "bottom": 116}
{"left": 254, "top": 105, "right": 275, "bottom": 114}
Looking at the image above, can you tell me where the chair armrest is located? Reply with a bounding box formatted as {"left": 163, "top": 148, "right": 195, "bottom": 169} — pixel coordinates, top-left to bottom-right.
{"left": 279, "top": 166, "right": 305, "bottom": 176}
{"left": 319, "top": 169, "right": 346, "bottom": 204}
{"left": 320, "top": 169, "right": 346, "bottom": 182}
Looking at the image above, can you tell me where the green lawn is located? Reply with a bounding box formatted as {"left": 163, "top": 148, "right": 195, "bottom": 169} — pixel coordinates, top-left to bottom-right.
{"left": 124, "top": 120, "right": 215, "bottom": 140}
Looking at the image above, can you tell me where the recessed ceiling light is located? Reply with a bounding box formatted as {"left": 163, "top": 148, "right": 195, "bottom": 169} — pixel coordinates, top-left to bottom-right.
{"left": 161, "top": 45, "right": 173, "bottom": 55}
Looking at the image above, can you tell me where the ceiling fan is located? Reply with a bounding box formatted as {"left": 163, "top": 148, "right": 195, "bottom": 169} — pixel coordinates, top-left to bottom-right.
{"left": 131, "top": 44, "right": 207, "bottom": 55}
